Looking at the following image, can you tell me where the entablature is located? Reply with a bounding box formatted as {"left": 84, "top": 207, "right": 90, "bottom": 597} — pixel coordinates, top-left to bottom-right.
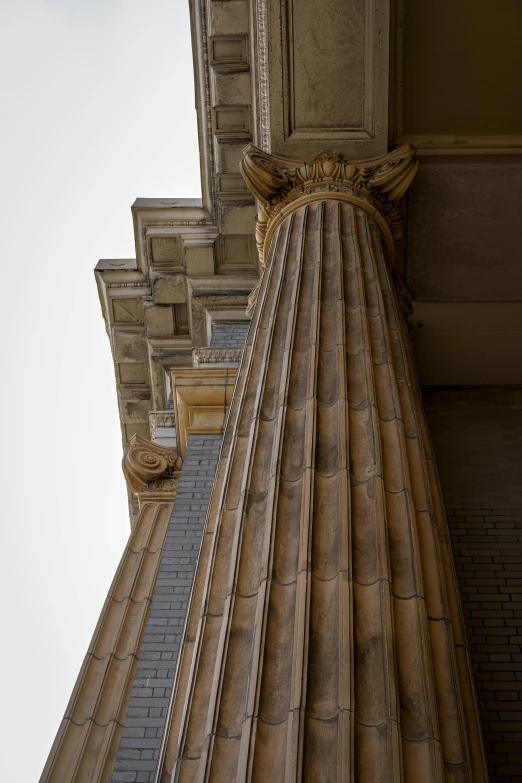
{"left": 95, "top": 197, "right": 253, "bottom": 524}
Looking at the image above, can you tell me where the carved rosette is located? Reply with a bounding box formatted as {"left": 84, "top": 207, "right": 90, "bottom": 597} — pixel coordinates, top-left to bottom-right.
{"left": 122, "top": 434, "right": 182, "bottom": 495}
{"left": 240, "top": 144, "right": 418, "bottom": 315}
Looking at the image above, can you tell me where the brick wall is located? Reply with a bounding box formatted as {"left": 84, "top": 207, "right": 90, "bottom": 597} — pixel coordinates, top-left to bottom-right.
{"left": 209, "top": 320, "right": 249, "bottom": 348}
{"left": 111, "top": 435, "right": 222, "bottom": 783}
{"left": 422, "top": 387, "right": 522, "bottom": 783}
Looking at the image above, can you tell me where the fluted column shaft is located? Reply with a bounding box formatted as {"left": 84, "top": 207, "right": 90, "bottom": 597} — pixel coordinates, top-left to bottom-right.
{"left": 40, "top": 500, "right": 174, "bottom": 783}
{"left": 160, "top": 152, "right": 488, "bottom": 782}
{"left": 40, "top": 435, "right": 181, "bottom": 783}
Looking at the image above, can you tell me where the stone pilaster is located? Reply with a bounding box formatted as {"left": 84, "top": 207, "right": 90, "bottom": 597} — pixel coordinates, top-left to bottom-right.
{"left": 40, "top": 438, "right": 181, "bottom": 783}
{"left": 157, "top": 145, "right": 488, "bottom": 782}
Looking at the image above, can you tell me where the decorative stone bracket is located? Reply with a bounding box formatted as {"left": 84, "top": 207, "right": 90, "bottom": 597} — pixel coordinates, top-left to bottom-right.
{"left": 122, "top": 434, "right": 182, "bottom": 495}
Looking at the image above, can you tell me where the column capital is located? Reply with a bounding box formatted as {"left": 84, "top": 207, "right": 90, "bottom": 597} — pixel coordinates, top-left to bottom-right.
{"left": 122, "top": 434, "right": 182, "bottom": 496}
{"left": 241, "top": 143, "right": 417, "bottom": 255}
{"left": 240, "top": 144, "right": 417, "bottom": 314}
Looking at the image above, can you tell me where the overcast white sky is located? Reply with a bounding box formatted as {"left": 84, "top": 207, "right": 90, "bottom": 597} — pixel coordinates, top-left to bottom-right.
{"left": 0, "top": 1, "right": 200, "bottom": 779}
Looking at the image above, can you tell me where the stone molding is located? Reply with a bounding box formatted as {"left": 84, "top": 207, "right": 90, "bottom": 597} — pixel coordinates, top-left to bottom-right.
{"left": 39, "top": 501, "right": 174, "bottom": 783}
{"left": 192, "top": 347, "right": 243, "bottom": 367}
{"left": 254, "top": 0, "right": 271, "bottom": 152}
{"left": 148, "top": 410, "right": 175, "bottom": 438}
{"left": 122, "top": 434, "right": 182, "bottom": 496}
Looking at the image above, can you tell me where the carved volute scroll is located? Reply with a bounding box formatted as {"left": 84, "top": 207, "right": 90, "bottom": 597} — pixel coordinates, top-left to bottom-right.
{"left": 240, "top": 143, "right": 418, "bottom": 315}
{"left": 122, "top": 434, "right": 182, "bottom": 495}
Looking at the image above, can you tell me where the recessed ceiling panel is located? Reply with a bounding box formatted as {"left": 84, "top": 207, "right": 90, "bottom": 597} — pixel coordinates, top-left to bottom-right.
{"left": 268, "top": 0, "right": 390, "bottom": 158}
{"left": 401, "top": 0, "right": 522, "bottom": 141}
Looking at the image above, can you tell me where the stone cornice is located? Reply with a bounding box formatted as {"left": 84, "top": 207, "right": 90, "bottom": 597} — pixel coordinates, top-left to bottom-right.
{"left": 240, "top": 144, "right": 418, "bottom": 314}
{"left": 122, "top": 435, "right": 182, "bottom": 495}
{"left": 94, "top": 199, "right": 254, "bottom": 464}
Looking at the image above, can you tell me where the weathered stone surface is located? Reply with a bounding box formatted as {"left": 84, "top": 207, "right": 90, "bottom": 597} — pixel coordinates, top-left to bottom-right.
{"left": 185, "top": 244, "right": 215, "bottom": 276}
{"left": 153, "top": 275, "right": 188, "bottom": 304}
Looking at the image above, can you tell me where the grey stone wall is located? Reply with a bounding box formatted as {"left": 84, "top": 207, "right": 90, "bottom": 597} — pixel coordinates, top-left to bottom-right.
{"left": 111, "top": 434, "right": 222, "bottom": 783}
{"left": 422, "top": 387, "right": 522, "bottom": 783}
{"left": 209, "top": 321, "right": 249, "bottom": 349}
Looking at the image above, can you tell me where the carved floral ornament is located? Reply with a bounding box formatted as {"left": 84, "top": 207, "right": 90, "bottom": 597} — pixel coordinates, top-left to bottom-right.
{"left": 240, "top": 143, "right": 418, "bottom": 314}
{"left": 122, "top": 434, "right": 182, "bottom": 495}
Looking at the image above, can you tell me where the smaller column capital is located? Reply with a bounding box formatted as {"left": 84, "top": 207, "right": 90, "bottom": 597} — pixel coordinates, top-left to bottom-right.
{"left": 122, "top": 434, "right": 182, "bottom": 497}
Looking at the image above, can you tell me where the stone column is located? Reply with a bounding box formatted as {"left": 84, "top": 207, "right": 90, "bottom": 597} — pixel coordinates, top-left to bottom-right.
{"left": 158, "top": 146, "right": 488, "bottom": 782}
{"left": 40, "top": 436, "right": 181, "bottom": 783}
